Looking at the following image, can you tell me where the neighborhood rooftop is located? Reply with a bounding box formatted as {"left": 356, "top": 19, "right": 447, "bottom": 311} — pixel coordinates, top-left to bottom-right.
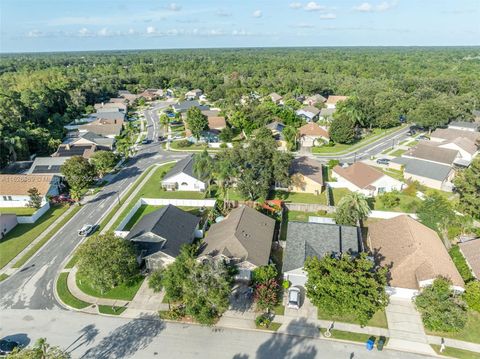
{"left": 391, "top": 157, "right": 453, "bottom": 182}
{"left": 0, "top": 174, "right": 57, "bottom": 196}
{"left": 405, "top": 142, "right": 459, "bottom": 165}
{"left": 332, "top": 162, "right": 384, "bottom": 189}
{"left": 291, "top": 157, "right": 323, "bottom": 186}
{"left": 458, "top": 239, "right": 480, "bottom": 279}
{"left": 431, "top": 128, "right": 480, "bottom": 143}
{"left": 162, "top": 155, "right": 199, "bottom": 181}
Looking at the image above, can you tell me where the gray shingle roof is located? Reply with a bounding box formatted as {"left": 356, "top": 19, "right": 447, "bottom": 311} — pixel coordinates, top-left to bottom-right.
{"left": 27, "top": 157, "right": 68, "bottom": 175}
{"left": 283, "top": 222, "right": 362, "bottom": 273}
{"left": 80, "top": 132, "right": 115, "bottom": 148}
{"left": 163, "top": 155, "right": 200, "bottom": 181}
{"left": 92, "top": 112, "right": 126, "bottom": 121}
{"left": 391, "top": 157, "right": 452, "bottom": 181}
{"left": 172, "top": 101, "right": 209, "bottom": 113}
{"left": 126, "top": 205, "right": 200, "bottom": 258}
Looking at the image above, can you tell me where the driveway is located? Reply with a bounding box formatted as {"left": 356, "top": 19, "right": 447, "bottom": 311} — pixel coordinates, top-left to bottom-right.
{"left": 283, "top": 287, "right": 318, "bottom": 319}
{"left": 386, "top": 298, "right": 436, "bottom": 356}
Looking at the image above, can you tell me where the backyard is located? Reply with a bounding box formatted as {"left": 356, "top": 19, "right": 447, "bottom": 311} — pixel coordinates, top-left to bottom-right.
{"left": 270, "top": 190, "right": 327, "bottom": 204}
{"left": 0, "top": 207, "right": 37, "bottom": 216}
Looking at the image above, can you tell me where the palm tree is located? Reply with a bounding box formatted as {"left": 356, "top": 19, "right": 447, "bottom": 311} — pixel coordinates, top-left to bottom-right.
{"left": 159, "top": 113, "right": 170, "bottom": 136}
{"left": 335, "top": 192, "right": 371, "bottom": 228}
{"left": 193, "top": 150, "right": 214, "bottom": 195}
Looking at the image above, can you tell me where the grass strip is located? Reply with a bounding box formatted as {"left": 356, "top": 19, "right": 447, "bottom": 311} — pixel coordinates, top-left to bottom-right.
{"left": 12, "top": 205, "right": 82, "bottom": 268}
{"left": 56, "top": 272, "right": 90, "bottom": 309}
{"left": 256, "top": 322, "right": 282, "bottom": 332}
{"left": 98, "top": 305, "right": 127, "bottom": 316}
{"left": 431, "top": 345, "right": 480, "bottom": 359}
{"left": 0, "top": 273, "right": 9, "bottom": 282}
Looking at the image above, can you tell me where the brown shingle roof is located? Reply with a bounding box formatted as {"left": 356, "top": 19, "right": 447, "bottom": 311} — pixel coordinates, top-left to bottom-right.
{"left": 0, "top": 174, "right": 56, "bottom": 196}
{"left": 431, "top": 128, "right": 480, "bottom": 144}
{"left": 299, "top": 123, "right": 329, "bottom": 138}
{"left": 78, "top": 118, "right": 124, "bottom": 137}
{"left": 367, "top": 215, "right": 464, "bottom": 290}
{"left": 291, "top": 157, "right": 323, "bottom": 185}
{"left": 326, "top": 95, "right": 348, "bottom": 105}
{"left": 405, "top": 142, "right": 459, "bottom": 165}
{"left": 208, "top": 116, "right": 226, "bottom": 130}
{"left": 199, "top": 206, "right": 275, "bottom": 267}
{"left": 332, "top": 162, "right": 384, "bottom": 189}
{"left": 459, "top": 239, "right": 480, "bottom": 279}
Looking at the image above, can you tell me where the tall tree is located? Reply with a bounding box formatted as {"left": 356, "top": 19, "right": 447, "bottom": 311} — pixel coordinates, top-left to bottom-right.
{"left": 9, "top": 338, "right": 70, "bottom": 359}
{"left": 282, "top": 125, "right": 298, "bottom": 151}
{"left": 90, "top": 150, "right": 117, "bottom": 178}
{"left": 329, "top": 114, "right": 356, "bottom": 144}
{"left": 453, "top": 157, "right": 480, "bottom": 220}
{"left": 61, "top": 156, "right": 96, "bottom": 201}
{"left": 186, "top": 107, "right": 208, "bottom": 140}
{"left": 27, "top": 187, "right": 43, "bottom": 209}
{"left": 417, "top": 192, "right": 456, "bottom": 233}
{"left": 305, "top": 253, "right": 388, "bottom": 326}
{"left": 335, "top": 192, "right": 371, "bottom": 227}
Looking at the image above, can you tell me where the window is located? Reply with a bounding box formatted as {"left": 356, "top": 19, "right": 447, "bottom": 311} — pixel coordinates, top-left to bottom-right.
{"left": 181, "top": 182, "right": 188, "bottom": 186}
{"left": 378, "top": 187, "right": 386, "bottom": 194}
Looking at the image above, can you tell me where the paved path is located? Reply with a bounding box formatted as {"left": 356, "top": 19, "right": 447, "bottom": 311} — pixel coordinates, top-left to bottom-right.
{"left": 385, "top": 298, "right": 436, "bottom": 356}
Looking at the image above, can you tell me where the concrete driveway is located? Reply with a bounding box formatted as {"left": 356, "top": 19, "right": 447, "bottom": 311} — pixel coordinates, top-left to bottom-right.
{"left": 283, "top": 287, "right": 318, "bottom": 319}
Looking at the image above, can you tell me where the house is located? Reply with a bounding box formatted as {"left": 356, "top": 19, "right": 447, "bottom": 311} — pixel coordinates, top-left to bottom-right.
{"left": 185, "top": 89, "right": 203, "bottom": 100}
{"left": 201, "top": 110, "right": 227, "bottom": 131}
{"left": 139, "top": 88, "right": 163, "bottom": 101}
{"left": 64, "top": 132, "right": 115, "bottom": 151}
{"left": 0, "top": 213, "right": 18, "bottom": 238}
{"left": 325, "top": 95, "right": 348, "bottom": 109}
{"left": 430, "top": 128, "right": 480, "bottom": 144}
{"left": 126, "top": 205, "right": 200, "bottom": 270}
{"left": 331, "top": 162, "right": 404, "bottom": 196}
{"left": 319, "top": 108, "right": 336, "bottom": 122}
{"left": 303, "top": 94, "right": 327, "bottom": 106}
{"left": 459, "top": 239, "right": 480, "bottom": 279}
{"left": 52, "top": 143, "right": 97, "bottom": 159}
{"left": 298, "top": 123, "right": 329, "bottom": 147}
{"left": 269, "top": 92, "right": 283, "bottom": 104}
{"left": 91, "top": 111, "right": 126, "bottom": 122}
{"left": 436, "top": 138, "right": 478, "bottom": 163}
{"left": 94, "top": 102, "right": 127, "bottom": 113}
{"left": 296, "top": 106, "right": 320, "bottom": 122}
{"left": 448, "top": 121, "right": 479, "bottom": 132}
{"left": 118, "top": 90, "right": 140, "bottom": 103}
{"left": 389, "top": 157, "right": 455, "bottom": 191}
{"left": 265, "top": 121, "right": 286, "bottom": 135}
{"left": 289, "top": 157, "right": 324, "bottom": 195}
{"left": 0, "top": 174, "right": 61, "bottom": 207}
{"left": 198, "top": 206, "right": 275, "bottom": 280}
{"left": 403, "top": 142, "right": 461, "bottom": 166}
{"left": 367, "top": 215, "right": 465, "bottom": 299}
{"left": 172, "top": 101, "right": 209, "bottom": 113}
{"left": 283, "top": 222, "right": 362, "bottom": 287}
{"left": 108, "top": 97, "right": 128, "bottom": 105}
{"left": 27, "top": 157, "right": 68, "bottom": 176}
{"left": 78, "top": 118, "right": 124, "bottom": 138}
{"left": 161, "top": 155, "right": 207, "bottom": 192}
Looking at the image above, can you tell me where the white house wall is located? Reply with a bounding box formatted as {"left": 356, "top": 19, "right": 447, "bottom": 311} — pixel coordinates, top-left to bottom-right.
{"left": 162, "top": 173, "right": 206, "bottom": 192}
{"left": 371, "top": 175, "right": 404, "bottom": 195}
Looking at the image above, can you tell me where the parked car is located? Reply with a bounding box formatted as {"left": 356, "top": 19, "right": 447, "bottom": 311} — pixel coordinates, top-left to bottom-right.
{"left": 158, "top": 136, "right": 166, "bottom": 142}
{"left": 406, "top": 130, "right": 416, "bottom": 136}
{"left": 78, "top": 224, "right": 95, "bottom": 237}
{"left": 51, "top": 194, "right": 75, "bottom": 204}
{"left": 376, "top": 158, "right": 390, "bottom": 165}
{"left": 170, "top": 121, "right": 183, "bottom": 126}
{"left": 0, "top": 339, "right": 19, "bottom": 355}
{"left": 141, "top": 139, "right": 151, "bottom": 145}
{"left": 287, "top": 287, "right": 301, "bottom": 309}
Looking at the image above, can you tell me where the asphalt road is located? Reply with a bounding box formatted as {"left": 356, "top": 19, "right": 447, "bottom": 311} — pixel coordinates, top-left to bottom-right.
{"left": 0, "top": 309, "right": 435, "bottom": 359}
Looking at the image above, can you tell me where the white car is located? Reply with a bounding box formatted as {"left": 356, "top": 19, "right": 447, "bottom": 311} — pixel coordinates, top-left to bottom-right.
{"left": 287, "top": 287, "right": 301, "bottom": 309}
{"left": 78, "top": 224, "right": 94, "bottom": 237}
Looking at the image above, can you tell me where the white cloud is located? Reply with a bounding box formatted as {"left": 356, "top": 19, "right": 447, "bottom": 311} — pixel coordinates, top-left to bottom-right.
{"left": 168, "top": 3, "right": 182, "bottom": 11}
{"left": 354, "top": 2, "right": 373, "bottom": 12}
{"left": 319, "top": 13, "right": 336, "bottom": 19}
{"left": 253, "top": 10, "right": 262, "bottom": 18}
{"left": 78, "top": 27, "right": 92, "bottom": 37}
{"left": 353, "top": 1, "right": 396, "bottom": 12}
{"left": 26, "top": 29, "right": 43, "bottom": 38}
{"left": 98, "top": 28, "right": 109, "bottom": 36}
{"left": 289, "top": 2, "right": 303, "bottom": 9}
{"left": 146, "top": 26, "right": 156, "bottom": 34}
{"left": 376, "top": 1, "right": 395, "bottom": 11}
{"left": 304, "top": 1, "right": 326, "bottom": 11}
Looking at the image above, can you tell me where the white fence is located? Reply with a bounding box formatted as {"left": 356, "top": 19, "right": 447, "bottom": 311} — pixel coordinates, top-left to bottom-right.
{"left": 17, "top": 202, "right": 51, "bottom": 224}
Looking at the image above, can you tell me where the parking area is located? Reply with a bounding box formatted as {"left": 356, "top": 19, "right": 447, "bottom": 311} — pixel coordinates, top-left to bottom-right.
{"left": 283, "top": 286, "right": 318, "bottom": 319}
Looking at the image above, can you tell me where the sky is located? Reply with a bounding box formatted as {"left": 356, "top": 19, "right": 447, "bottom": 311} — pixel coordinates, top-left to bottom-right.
{"left": 1, "top": 0, "right": 479, "bottom": 53}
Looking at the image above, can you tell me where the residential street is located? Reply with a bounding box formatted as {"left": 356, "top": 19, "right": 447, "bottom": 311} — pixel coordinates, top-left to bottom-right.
{"left": 0, "top": 309, "right": 435, "bottom": 359}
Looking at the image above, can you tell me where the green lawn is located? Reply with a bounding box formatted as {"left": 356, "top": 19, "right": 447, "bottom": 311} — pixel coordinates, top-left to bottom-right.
{"left": 389, "top": 149, "right": 407, "bottom": 157}
{"left": 12, "top": 205, "right": 82, "bottom": 268}
{"left": 427, "top": 311, "right": 480, "bottom": 344}
{"left": 318, "top": 309, "right": 388, "bottom": 329}
{"left": 64, "top": 254, "right": 79, "bottom": 269}
{"left": 123, "top": 205, "right": 206, "bottom": 230}
{"left": 98, "top": 305, "right": 127, "bottom": 316}
{"left": 56, "top": 272, "right": 90, "bottom": 309}
{"left": 170, "top": 141, "right": 208, "bottom": 151}
{"left": 0, "top": 204, "right": 70, "bottom": 269}
{"left": 0, "top": 273, "right": 8, "bottom": 282}
{"left": 331, "top": 188, "right": 351, "bottom": 206}
{"left": 269, "top": 190, "right": 327, "bottom": 204}
{"left": 380, "top": 168, "right": 405, "bottom": 182}
{"left": 287, "top": 210, "right": 335, "bottom": 222}
{"left": 256, "top": 322, "right": 282, "bottom": 332}
{"left": 76, "top": 273, "right": 145, "bottom": 301}
{"left": 406, "top": 140, "right": 419, "bottom": 147}
{"left": 449, "top": 246, "right": 475, "bottom": 282}
{"left": 312, "top": 126, "right": 404, "bottom": 155}
{"left": 215, "top": 188, "right": 246, "bottom": 201}
{"left": 431, "top": 345, "right": 480, "bottom": 359}
{"left": 372, "top": 193, "right": 422, "bottom": 213}
{"left": 274, "top": 304, "right": 285, "bottom": 316}
{"left": 320, "top": 328, "right": 383, "bottom": 343}
{"left": 0, "top": 207, "right": 37, "bottom": 216}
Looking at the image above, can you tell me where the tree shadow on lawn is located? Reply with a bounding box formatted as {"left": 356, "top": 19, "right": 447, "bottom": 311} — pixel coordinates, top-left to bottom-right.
{"left": 80, "top": 314, "right": 165, "bottom": 359}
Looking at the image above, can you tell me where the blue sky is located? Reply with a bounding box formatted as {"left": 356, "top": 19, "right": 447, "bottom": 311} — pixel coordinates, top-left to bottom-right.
{"left": 1, "top": 0, "right": 479, "bottom": 52}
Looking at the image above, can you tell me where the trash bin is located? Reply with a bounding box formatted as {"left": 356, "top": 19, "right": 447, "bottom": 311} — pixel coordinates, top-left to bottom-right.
{"left": 377, "top": 336, "right": 386, "bottom": 351}
{"left": 366, "top": 338, "right": 375, "bottom": 351}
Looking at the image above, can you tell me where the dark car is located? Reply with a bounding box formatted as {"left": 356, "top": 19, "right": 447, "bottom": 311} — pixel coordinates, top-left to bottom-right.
{"left": 158, "top": 136, "right": 166, "bottom": 142}
{"left": 406, "top": 130, "right": 416, "bottom": 136}
{"left": 170, "top": 120, "right": 183, "bottom": 126}
{"left": 141, "top": 139, "right": 151, "bottom": 145}
{"left": 0, "top": 339, "right": 19, "bottom": 355}
{"left": 376, "top": 158, "right": 390, "bottom": 165}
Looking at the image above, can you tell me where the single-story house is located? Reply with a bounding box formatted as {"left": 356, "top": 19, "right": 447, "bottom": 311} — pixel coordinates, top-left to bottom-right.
{"left": 430, "top": 128, "right": 480, "bottom": 144}
{"left": 265, "top": 121, "right": 286, "bottom": 135}
{"left": 269, "top": 92, "right": 283, "bottom": 104}
{"left": 185, "top": 89, "right": 203, "bottom": 100}
{"left": 118, "top": 90, "right": 140, "bottom": 103}
{"left": 94, "top": 102, "right": 127, "bottom": 113}
{"left": 0, "top": 213, "right": 18, "bottom": 238}
{"left": 436, "top": 138, "right": 478, "bottom": 163}
{"left": 52, "top": 143, "right": 97, "bottom": 159}
{"left": 108, "top": 97, "right": 128, "bottom": 105}
{"left": 403, "top": 142, "right": 460, "bottom": 166}
{"left": 325, "top": 95, "right": 348, "bottom": 109}
{"left": 139, "top": 88, "right": 163, "bottom": 101}
{"left": 64, "top": 131, "right": 115, "bottom": 151}
{"left": 0, "top": 174, "right": 61, "bottom": 207}
{"left": 27, "top": 156, "right": 68, "bottom": 176}
{"left": 161, "top": 155, "right": 207, "bottom": 192}
{"left": 367, "top": 215, "right": 465, "bottom": 299}
{"left": 172, "top": 101, "right": 209, "bottom": 113}
{"left": 283, "top": 222, "right": 362, "bottom": 287}
{"left": 126, "top": 205, "right": 200, "bottom": 270}
{"left": 331, "top": 162, "right": 404, "bottom": 196}
{"left": 78, "top": 118, "right": 124, "bottom": 138}
{"left": 289, "top": 157, "right": 324, "bottom": 195}
{"left": 389, "top": 157, "right": 455, "bottom": 191}
{"left": 296, "top": 106, "right": 320, "bottom": 122}
{"left": 319, "top": 108, "right": 336, "bottom": 122}
{"left": 458, "top": 239, "right": 480, "bottom": 279}
{"left": 303, "top": 94, "right": 327, "bottom": 107}
{"left": 198, "top": 205, "right": 275, "bottom": 280}
{"left": 448, "top": 121, "right": 479, "bottom": 132}
{"left": 91, "top": 111, "right": 126, "bottom": 122}
{"left": 298, "top": 123, "right": 329, "bottom": 147}
{"left": 200, "top": 110, "right": 227, "bottom": 131}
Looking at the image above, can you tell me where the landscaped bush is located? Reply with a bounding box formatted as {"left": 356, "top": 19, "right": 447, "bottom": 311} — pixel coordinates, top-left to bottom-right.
{"left": 176, "top": 139, "right": 192, "bottom": 148}
{"left": 403, "top": 181, "right": 419, "bottom": 196}
{"left": 282, "top": 280, "right": 291, "bottom": 289}
{"left": 464, "top": 281, "right": 480, "bottom": 313}
{"left": 160, "top": 305, "right": 186, "bottom": 320}
{"left": 255, "top": 314, "right": 272, "bottom": 328}
{"left": 378, "top": 192, "right": 400, "bottom": 209}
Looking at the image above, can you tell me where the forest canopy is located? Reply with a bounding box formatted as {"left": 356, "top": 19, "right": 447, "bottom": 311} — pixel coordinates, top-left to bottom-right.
{"left": 1, "top": 47, "right": 479, "bottom": 167}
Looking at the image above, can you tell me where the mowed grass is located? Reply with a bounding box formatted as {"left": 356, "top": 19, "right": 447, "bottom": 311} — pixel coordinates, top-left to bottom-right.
{"left": 76, "top": 272, "right": 144, "bottom": 301}
{"left": 56, "top": 272, "right": 90, "bottom": 309}
{"left": 331, "top": 188, "right": 351, "bottom": 206}
{"left": 389, "top": 149, "right": 407, "bottom": 157}
{"left": 426, "top": 311, "right": 480, "bottom": 344}
{"left": 98, "top": 305, "right": 127, "bottom": 316}
{"left": 123, "top": 205, "right": 205, "bottom": 230}
{"left": 372, "top": 193, "right": 422, "bottom": 213}
{"left": 431, "top": 345, "right": 480, "bottom": 359}
{"left": 0, "top": 204, "right": 69, "bottom": 269}
{"left": 287, "top": 210, "right": 335, "bottom": 222}
{"left": 269, "top": 190, "right": 327, "bottom": 204}
{"left": 318, "top": 309, "right": 389, "bottom": 329}
{"left": 0, "top": 207, "right": 37, "bottom": 216}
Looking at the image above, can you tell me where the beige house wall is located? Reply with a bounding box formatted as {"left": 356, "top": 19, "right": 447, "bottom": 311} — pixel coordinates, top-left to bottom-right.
{"left": 289, "top": 174, "right": 323, "bottom": 195}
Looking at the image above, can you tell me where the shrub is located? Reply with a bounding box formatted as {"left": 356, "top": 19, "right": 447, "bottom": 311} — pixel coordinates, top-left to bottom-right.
{"left": 379, "top": 192, "right": 400, "bottom": 208}
{"left": 327, "top": 159, "right": 340, "bottom": 168}
{"left": 252, "top": 264, "right": 278, "bottom": 284}
{"left": 255, "top": 314, "right": 272, "bottom": 328}
{"left": 464, "top": 281, "right": 480, "bottom": 313}
{"left": 403, "top": 181, "right": 419, "bottom": 196}
{"left": 282, "top": 280, "right": 291, "bottom": 289}
{"left": 176, "top": 139, "right": 192, "bottom": 148}
{"left": 219, "top": 143, "right": 228, "bottom": 149}
{"left": 160, "top": 305, "right": 186, "bottom": 320}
